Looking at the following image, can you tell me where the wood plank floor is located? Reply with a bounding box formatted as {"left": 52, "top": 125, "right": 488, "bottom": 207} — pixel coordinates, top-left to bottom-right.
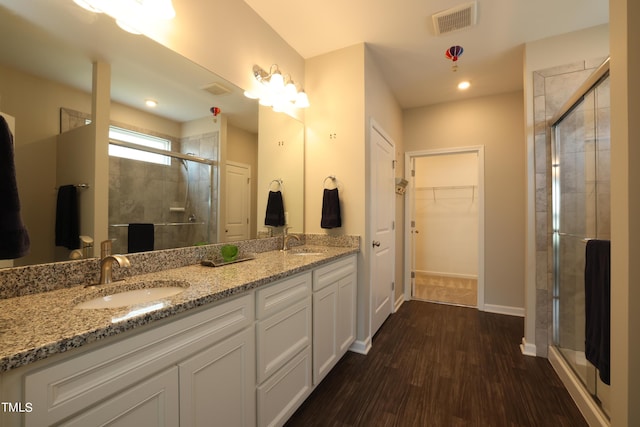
{"left": 286, "top": 300, "right": 588, "bottom": 427}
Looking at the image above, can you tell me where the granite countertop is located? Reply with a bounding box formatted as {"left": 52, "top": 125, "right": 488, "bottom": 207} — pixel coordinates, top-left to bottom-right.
{"left": 0, "top": 245, "right": 357, "bottom": 373}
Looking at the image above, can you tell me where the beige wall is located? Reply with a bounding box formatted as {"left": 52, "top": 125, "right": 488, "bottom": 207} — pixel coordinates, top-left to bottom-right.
{"left": 610, "top": 0, "right": 640, "bottom": 424}
{"left": 0, "top": 64, "right": 93, "bottom": 265}
{"left": 143, "top": 0, "right": 305, "bottom": 104}
{"left": 305, "top": 44, "right": 370, "bottom": 345}
{"left": 257, "top": 107, "right": 304, "bottom": 234}
{"left": 364, "top": 45, "right": 405, "bottom": 307}
{"left": 404, "top": 91, "right": 526, "bottom": 309}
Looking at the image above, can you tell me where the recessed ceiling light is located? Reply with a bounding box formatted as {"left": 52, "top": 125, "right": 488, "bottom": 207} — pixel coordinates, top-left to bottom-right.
{"left": 145, "top": 99, "right": 158, "bottom": 108}
{"left": 458, "top": 81, "right": 471, "bottom": 90}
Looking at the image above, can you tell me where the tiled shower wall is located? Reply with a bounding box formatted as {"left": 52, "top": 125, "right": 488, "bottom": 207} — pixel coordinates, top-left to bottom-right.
{"left": 532, "top": 57, "right": 607, "bottom": 357}
{"left": 109, "top": 131, "right": 219, "bottom": 253}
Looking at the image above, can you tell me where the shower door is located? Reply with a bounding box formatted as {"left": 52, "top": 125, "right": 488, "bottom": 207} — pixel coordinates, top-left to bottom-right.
{"left": 552, "top": 72, "right": 610, "bottom": 415}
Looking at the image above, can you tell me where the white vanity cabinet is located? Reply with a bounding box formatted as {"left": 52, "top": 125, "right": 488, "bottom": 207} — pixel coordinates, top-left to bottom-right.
{"left": 0, "top": 251, "right": 359, "bottom": 427}
{"left": 312, "top": 254, "right": 357, "bottom": 385}
{"left": 4, "top": 294, "right": 255, "bottom": 427}
{"left": 255, "top": 272, "right": 313, "bottom": 427}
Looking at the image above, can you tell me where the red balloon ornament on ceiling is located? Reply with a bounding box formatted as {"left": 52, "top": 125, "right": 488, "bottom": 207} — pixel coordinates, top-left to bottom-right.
{"left": 445, "top": 45, "right": 464, "bottom": 72}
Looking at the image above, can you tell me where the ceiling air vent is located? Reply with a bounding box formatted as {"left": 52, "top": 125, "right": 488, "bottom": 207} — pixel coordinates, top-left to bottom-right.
{"left": 432, "top": 1, "right": 477, "bottom": 35}
{"left": 202, "top": 82, "right": 232, "bottom": 96}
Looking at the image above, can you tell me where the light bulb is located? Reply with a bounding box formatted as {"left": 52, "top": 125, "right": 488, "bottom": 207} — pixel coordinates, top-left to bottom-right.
{"left": 294, "top": 91, "right": 310, "bottom": 108}
{"left": 458, "top": 81, "right": 471, "bottom": 90}
{"left": 284, "top": 82, "right": 298, "bottom": 102}
{"left": 269, "top": 71, "right": 284, "bottom": 93}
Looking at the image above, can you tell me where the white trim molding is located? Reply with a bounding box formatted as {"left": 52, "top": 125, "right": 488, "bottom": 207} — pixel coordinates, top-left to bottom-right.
{"left": 520, "top": 337, "right": 537, "bottom": 357}
{"left": 483, "top": 304, "right": 525, "bottom": 317}
{"left": 349, "top": 337, "right": 372, "bottom": 355}
{"left": 548, "top": 346, "right": 610, "bottom": 427}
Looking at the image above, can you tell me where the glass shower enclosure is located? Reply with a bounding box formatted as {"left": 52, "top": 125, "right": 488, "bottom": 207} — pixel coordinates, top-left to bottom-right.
{"left": 551, "top": 60, "right": 610, "bottom": 417}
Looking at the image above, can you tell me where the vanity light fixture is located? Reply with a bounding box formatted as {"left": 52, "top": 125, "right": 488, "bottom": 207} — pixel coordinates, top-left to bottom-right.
{"left": 72, "top": 0, "right": 176, "bottom": 35}
{"left": 245, "top": 64, "right": 310, "bottom": 110}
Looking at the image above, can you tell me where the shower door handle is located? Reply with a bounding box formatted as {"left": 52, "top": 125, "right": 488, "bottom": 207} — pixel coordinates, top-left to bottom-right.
{"left": 372, "top": 240, "right": 381, "bottom": 248}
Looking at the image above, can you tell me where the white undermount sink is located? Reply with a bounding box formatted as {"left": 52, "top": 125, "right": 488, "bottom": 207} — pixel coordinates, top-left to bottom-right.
{"left": 75, "top": 280, "right": 189, "bottom": 309}
{"left": 288, "top": 247, "right": 325, "bottom": 256}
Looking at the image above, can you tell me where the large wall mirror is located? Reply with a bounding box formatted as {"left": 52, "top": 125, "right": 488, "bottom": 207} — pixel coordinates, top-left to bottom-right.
{"left": 0, "top": 0, "right": 304, "bottom": 268}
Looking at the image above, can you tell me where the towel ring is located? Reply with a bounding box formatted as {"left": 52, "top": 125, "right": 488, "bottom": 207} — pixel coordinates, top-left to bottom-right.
{"left": 269, "top": 179, "right": 283, "bottom": 191}
{"left": 323, "top": 175, "right": 337, "bottom": 189}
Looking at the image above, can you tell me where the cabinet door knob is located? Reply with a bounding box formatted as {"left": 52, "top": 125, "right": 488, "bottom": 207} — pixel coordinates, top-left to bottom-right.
{"left": 372, "top": 240, "right": 381, "bottom": 247}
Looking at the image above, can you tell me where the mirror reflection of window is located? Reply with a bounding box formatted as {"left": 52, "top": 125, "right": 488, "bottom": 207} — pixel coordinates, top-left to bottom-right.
{"left": 108, "top": 126, "right": 171, "bottom": 166}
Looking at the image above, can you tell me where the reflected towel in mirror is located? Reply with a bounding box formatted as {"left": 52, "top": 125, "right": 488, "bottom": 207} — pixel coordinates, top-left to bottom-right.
{"left": 0, "top": 116, "right": 30, "bottom": 259}
{"left": 265, "top": 190, "right": 285, "bottom": 227}
{"left": 55, "top": 185, "right": 80, "bottom": 249}
{"left": 128, "top": 223, "right": 155, "bottom": 253}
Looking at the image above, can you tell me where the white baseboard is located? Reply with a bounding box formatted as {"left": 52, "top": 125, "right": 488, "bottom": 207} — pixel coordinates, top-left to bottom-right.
{"left": 548, "top": 346, "right": 610, "bottom": 427}
{"left": 520, "top": 337, "right": 537, "bottom": 357}
{"left": 349, "top": 337, "right": 371, "bottom": 355}
{"left": 394, "top": 295, "right": 404, "bottom": 312}
{"left": 483, "top": 304, "right": 525, "bottom": 317}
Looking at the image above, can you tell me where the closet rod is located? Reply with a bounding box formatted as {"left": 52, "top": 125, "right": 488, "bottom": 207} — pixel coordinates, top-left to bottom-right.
{"left": 422, "top": 185, "right": 476, "bottom": 190}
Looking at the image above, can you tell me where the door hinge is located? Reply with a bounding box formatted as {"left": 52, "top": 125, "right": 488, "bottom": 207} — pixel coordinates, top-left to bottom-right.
{"left": 411, "top": 271, "right": 416, "bottom": 279}
{"left": 391, "top": 281, "right": 395, "bottom": 291}
{"left": 411, "top": 169, "right": 415, "bottom": 177}
{"left": 392, "top": 221, "right": 395, "bottom": 230}
{"left": 392, "top": 160, "right": 396, "bottom": 169}
{"left": 247, "top": 177, "right": 251, "bottom": 184}
{"left": 411, "top": 220, "right": 416, "bottom": 228}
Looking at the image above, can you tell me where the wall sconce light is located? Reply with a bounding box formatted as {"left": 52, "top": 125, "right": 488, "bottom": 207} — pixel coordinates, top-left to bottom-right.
{"left": 244, "top": 64, "right": 310, "bottom": 110}
{"left": 73, "top": 0, "right": 176, "bottom": 35}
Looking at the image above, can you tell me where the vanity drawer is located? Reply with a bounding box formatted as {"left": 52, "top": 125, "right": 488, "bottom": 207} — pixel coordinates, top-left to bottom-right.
{"left": 256, "top": 272, "right": 311, "bottom": 320}
{"left": 312, "top": 255, "right": 357, "bottom": 292}
{"left": 256, "top": 296, "right": 311, "bottom": 384}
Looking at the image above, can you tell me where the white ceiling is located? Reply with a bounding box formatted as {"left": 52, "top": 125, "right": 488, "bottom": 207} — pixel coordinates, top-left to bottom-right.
{"left": 0, "top": 0, "right": 609, "bottom": 125}
{"left": 243, "top": 0, "right": 609, "bottom": 108}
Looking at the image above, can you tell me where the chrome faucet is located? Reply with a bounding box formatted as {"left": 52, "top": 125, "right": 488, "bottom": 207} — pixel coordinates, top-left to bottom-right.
{"left": 97, "top": 240, "right": 130, "bottom": 285}
{"left": 282, "top": 228, "right": 300, "bottom": 251}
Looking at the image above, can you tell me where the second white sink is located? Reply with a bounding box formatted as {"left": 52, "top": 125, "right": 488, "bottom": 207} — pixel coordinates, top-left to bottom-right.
{"left": 75, "top": 280, "right": 189, "bottom": 309}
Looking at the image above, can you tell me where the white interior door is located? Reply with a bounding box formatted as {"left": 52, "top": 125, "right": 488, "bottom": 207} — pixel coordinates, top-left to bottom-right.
{"left": 369, "top": 121, "right": 395, "bottom": 336}
{"left": 224, "top": 161, "right": 251, "bottom": 242}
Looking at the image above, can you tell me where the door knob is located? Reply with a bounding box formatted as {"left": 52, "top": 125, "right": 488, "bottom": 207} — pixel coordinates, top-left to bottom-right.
{"left": 372, "top": 240, "right": 381, "bottom": 247}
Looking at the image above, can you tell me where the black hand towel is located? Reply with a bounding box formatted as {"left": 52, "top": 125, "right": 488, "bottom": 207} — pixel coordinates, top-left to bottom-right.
{"left": 0, "top": 116, "right": 30, "bottom": 259}
{"left": 265, "top": 190, "right": 285, "bottom": 227}
{"left": 321, "top": 188, "right": 342, "bottom": 229}
{"left": 55, "top": 185, "right": 80, "bottom": 249}
{"left": 584, "top": 239, "right": 611, "bottom": 385}
{"left": 128, "top": 223, "right": 155, "bottom": 253}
